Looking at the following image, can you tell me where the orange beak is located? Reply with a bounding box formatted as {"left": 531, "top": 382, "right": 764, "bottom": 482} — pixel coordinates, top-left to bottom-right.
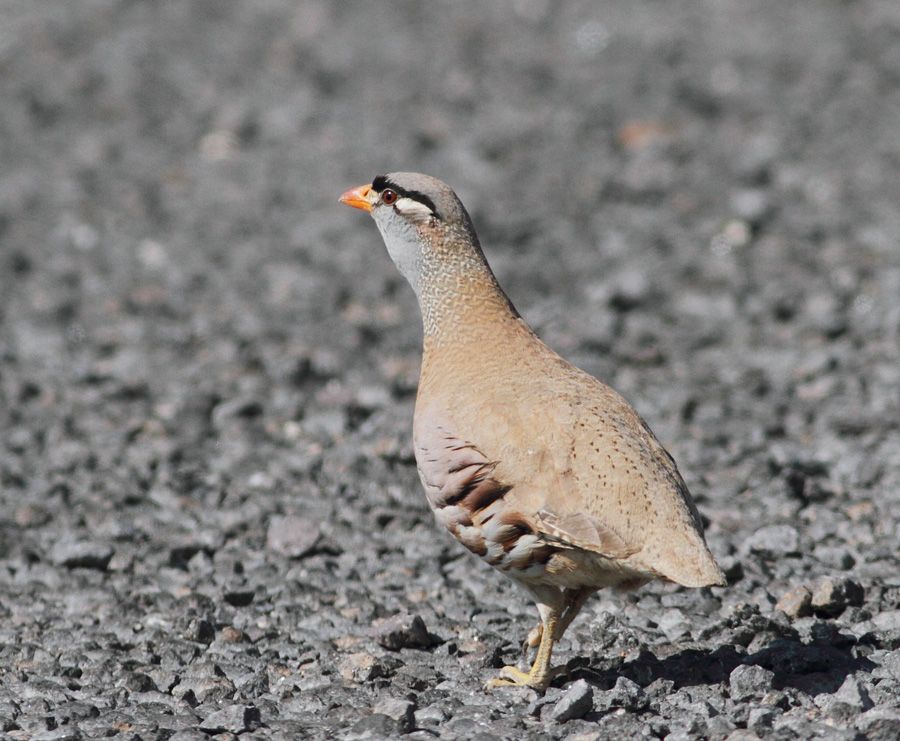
{"left": 339, "top": 184, "right": 373, "bottom": 212}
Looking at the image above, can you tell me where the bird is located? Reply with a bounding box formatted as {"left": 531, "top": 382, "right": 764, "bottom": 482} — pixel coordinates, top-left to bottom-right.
{"left": 339, "top": 172, "right": 726, "bottom": 691}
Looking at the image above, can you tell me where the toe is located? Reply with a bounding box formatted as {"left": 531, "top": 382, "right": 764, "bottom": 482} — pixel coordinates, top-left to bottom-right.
{"left": 499, "top": 665, "right": 533, "bottom": 683}
{"left": 484, "top": 665, "right": 533, "bottom": 691}
{"left": 484, "top": 664, "right": 555, "bottom": 692}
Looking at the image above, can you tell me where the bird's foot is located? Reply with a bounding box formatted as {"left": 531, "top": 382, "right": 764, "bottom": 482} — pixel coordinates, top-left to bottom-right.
{"left": 485, "top": 663, "right": 565, "bottom": 693}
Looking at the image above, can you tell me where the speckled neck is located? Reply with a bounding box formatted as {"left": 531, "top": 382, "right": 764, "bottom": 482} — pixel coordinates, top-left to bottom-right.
{"left": 415, "top": 229, "right": 520, "bottom": 350}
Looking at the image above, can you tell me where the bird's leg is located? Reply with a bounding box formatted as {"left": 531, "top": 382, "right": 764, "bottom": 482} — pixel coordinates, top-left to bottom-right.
{"left": 522, "top": 587, "right": 592, "bottom": 659}
{"left": 554, "top": 587, "right": 593, "bottom": 640}
{"left": 487, "top": 609, "right": 560, "bottom": 691}
{"left": 522, "top": 622, "right": 543, "bottom": 658}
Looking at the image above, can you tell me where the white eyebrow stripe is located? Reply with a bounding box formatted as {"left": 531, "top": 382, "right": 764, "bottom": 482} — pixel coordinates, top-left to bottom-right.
{"left": 395, "top": 196, "right": 434, "bottom": 218}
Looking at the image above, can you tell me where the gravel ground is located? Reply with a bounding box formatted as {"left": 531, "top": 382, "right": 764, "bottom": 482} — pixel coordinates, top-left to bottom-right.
{"left": 1, "top": 1, "right": 899, "bottom": 739}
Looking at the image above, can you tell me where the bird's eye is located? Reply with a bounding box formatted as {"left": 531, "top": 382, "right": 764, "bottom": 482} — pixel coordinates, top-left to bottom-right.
{"left": 381, "top": 189, "right": 398, "bottom": 205}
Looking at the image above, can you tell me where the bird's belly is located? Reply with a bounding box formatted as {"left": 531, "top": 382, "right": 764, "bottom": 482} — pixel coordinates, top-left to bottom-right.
{"left": 538, "top": 550, "right": 654, "bottom": 591}
{"left": 432, "top": 505, "right": 653, "bottom": 590}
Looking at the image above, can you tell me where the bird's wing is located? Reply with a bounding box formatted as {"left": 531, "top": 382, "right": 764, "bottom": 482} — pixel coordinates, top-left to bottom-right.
{"left": 532, "top": 508, "right": 639, "bottom": 559}
{"left": 414, "top": 400, "right": 641, "bottom": 562}
{"left": 414, "top": 413, "right": 511, "bottom": 518}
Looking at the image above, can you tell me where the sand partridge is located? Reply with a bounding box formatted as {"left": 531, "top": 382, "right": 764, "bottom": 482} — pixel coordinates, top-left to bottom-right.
{"left": 340, "top": 172, "right": 725, "bottom": 691}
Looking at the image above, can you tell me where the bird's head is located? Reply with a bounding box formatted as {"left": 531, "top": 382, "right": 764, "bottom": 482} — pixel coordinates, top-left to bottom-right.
{"left": 340, "top": 172, "right": 479, "bottom": 294}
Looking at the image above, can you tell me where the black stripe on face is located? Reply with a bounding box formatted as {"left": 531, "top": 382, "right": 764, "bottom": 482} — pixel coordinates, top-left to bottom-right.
{"left": 371, "top": 175, "right": 439, "bottom": 216}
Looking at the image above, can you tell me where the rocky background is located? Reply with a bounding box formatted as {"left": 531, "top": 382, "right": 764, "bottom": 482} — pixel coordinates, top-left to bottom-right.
{"left": 1, "top": 1, "right": 899, "bottom": 739}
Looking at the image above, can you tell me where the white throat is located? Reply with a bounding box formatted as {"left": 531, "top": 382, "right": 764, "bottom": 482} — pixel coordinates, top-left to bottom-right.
{"left": 374, "top": 213, "right": 424, "bottom": 297}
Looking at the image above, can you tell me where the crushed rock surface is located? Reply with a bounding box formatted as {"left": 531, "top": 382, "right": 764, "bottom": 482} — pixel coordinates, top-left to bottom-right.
{"left": 1, "top": 1, "right": 899, "bottom": 739}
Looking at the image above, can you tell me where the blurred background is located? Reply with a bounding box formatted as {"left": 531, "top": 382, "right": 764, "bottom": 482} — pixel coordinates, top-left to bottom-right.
{"left": 0, "top": 0, "right": 898, "bottom": 737}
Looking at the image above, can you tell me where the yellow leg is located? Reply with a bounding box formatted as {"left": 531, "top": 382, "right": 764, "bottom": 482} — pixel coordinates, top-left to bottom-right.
{"left": 486, "top": 613, "right": 559, "bottom": 691}
{"left": 521, "top": 623, "right": 543, "bottom": 657}
{"left": 520, "top": 588, "right": 593, "bottom": 660}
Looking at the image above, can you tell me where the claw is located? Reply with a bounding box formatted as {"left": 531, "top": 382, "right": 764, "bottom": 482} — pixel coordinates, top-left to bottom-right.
{"left": 485, "top": 663, "right": 570, "bottom": 692}
{"left": 485, "top": 664, "right": 548, "bottom": 691}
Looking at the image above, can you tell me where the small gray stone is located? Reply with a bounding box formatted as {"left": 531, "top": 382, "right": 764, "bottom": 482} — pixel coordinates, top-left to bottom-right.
{"left": 181, "top": 617, "right": 215, "bottom": 644}
{"left": 339, "top": 653, "right": 383, "bottom": 683}
{"left": 550, "top": 679, "right": 594, "bottom": 723}
{"left": 748, "top": 706, "right": 779, "bottom": 732}
{"left": 729, "top": 664, "right": 775, "bottom": 702}
{"left": 346, "top": 713, "right": 402, "bottom": 739}
{"left": 167, "top": 733, "right": 208, "bottom": 741}
{"left": 211, "top": 396, "right": 263, "bottom": 429}
{"left": 526, "top": 687, "right": 560, "bottom": 718}
{"left": 872, "top": 610, "right": 900, "bottom": 632}
{"left": 775, "top": 586, "right": 812, "bottom": 618}
{"left": 813, "top": 545, "right": 855, "bottom": 570}
{"left": 730, "top": 188, "right": 771, "bottom": 225}
{"left": 266, "top": 516, "right": 320, "bottom": 558}
{"left": 855, "top": 706, "right": 900, "bottom": 741}
{"left": 883, "top": 649, "right": 900, "bottom": 680}
{"left": 371, "top": 613, "right": 433, "bottom": 650}
{"left": 723, "top": 730, "right": 761, "bottom": 741}
{"left": 742, "top": 525, "right": 799, "bottom": 556}
{"left": 609, "top": 268, "right": 650, "bottom": 310}
{"left": 49, "top": 541, "right": 114, "bottom": 571}
{"left": 198, "top": 704, "right": 261, "bottom": 733}
{"left": 831, "top": 675, "right": 873, "bottom": 711}
{"left": 657, "top": 608, "right": 690, "bottom": 641}
{"left": 596, "top": 676, "right": 648, "bottom": 712}
{"left": 811, "top": 577, "right": 864, "bottom": 617}
{"left": 171, "top": 676, "right": 236, "bottom": 705}
{"left": 372, "top": 697, "right": 415, "bottom": 733}
{"left": 416, "top": 703, "right": 450, "bottom": 726}
{"left": 337, "top": 652, "right": 401, "bottom": 684}
{"left": 31, "top": 730, "right": 83, "bottom": 741}
{"left": 15, "top": 504, "right": 52, "bottom": 528}
{"left": 719, "top": 556, "right": 745, "bottom": 584}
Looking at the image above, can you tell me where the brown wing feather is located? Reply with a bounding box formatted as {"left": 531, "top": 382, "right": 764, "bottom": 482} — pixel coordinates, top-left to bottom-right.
{"left": 415, "top": 424, "right": 510, "bottom": 520}
{"left": 534, "top": 509, "right": 638, "bottom": 559}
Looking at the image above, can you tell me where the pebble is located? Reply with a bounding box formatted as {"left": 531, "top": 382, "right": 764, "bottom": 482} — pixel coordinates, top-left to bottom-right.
{"left": 595, "top": 676, "right": 647, "bottom": 712}
{"left": 609, "top": 269, "right": 650, "bottom": 310}
{"left": 883, "top": 649, "right": 900, "bottom": 679}
{"left": 346, "top": 713, "right": 403, "bottom": 739}
{"left": 372, "top": 697, "right": 416, "bottom": 733}
{"left": 730, "top": 188, "right": 771, "bottom": 225}
{"left": 729, "top": 664, "right": 775, "bottom": 702}
{"left": 550, "top": 679, "right": 594, "bottom": 723}
{"left": 742, "top": 525, "right": 800, "bottom": 556}
{"left": 871, "top": 610, "right": 900, "bottom": 632}
{"left": 338, "top": 653, "right": 400, "bottom": 683}
{"left": 198, "top": 705, "right": 261, "bottom": 734}
{"left": 210, "top": 396, "right": 263, "bottom": 429}
{"left": 657, "top": 608, "right": 690, "bottom": 641}
{"left": 371, "top": 613, "right": 434, "bottom": 650}
{"left": 49, "top": 541, "right": 114, "bottom": 571}
{"left": 810, "top": 577, "right": 865, "bottom": 617}
{"left": 266, "top": 517, "right": 320, "bottom": 558}
{"left": 171, "top": 675, "right": 236, "bottom": 705}
{"left": 775, "top": 586, "right": 812, "bottom": 618}
{"left": 813, "top": 545, "right": 855, "bottom": 570}
{"left": 747, "top": 706, "right": 779, "bottom": 732}
{"left": 855, "top": 706, "right": 900, "bottom": 740}
{"left": 829, "top": 675, "right": 874, "bottom": 711}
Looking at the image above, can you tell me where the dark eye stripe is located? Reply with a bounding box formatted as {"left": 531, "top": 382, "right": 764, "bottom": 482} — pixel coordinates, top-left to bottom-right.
{"left": 371, "top": 175, "right": 438, "bottom": 216}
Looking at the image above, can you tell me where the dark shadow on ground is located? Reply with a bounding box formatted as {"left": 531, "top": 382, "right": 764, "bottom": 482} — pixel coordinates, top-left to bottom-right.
{"left": 568, "top": 637, "right": 875, "bottom": 695}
